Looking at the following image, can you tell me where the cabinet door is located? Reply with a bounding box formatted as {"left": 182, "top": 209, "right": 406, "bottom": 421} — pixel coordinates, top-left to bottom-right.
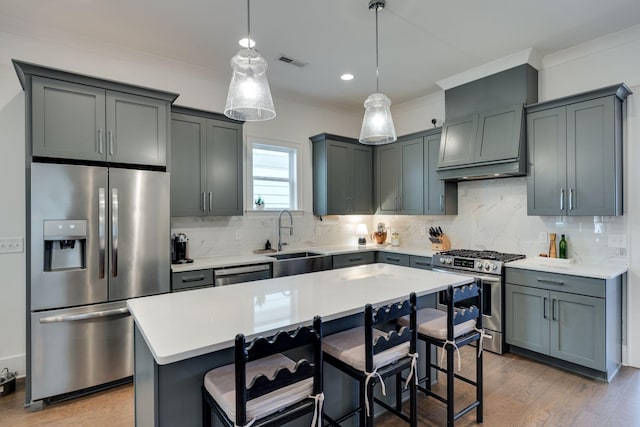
{"left": 505, "top": 284, "right": 550, "bottom": 355}
{"left": 437, "top": 115, "right": 478, "bottom": 168}
{"left": 205, "top": 122, "right": 243, "bottom": 216}
{"left": 399, "top": 138, "right": 424, "bottom": 214}
{"left": 351, "top": 145, "right": 374, "bottom": 214}
{"left": 475, "top": 104, "right": 523, "bottom": 163}
{"left": 32, "top": 77, "right": 106, "bottom": 161}
{"left": 376, "top": 144, "right": 399, "bottom": 213}
{"left": 326, "top": 141, "right": 351, "bottom": 214}
{"left": 567, "top": 97, "right": 616, "bottom": 216}
{"left": 170, "top": 114, "right": 206, "bottom": 217}
{"left": 376, "top": 252, "right": 410, "bottom": 266}
{"left": 106, "top": 91, "right": 167, "bottom": 166}
{"left": 549, "top": 291, "right": 605, "bottom": 370}
{"left": 332, "top": 252, "right": 375, "bottom": 269}
{"left": 526, "top": 107, "right": 567, "bottom": 216}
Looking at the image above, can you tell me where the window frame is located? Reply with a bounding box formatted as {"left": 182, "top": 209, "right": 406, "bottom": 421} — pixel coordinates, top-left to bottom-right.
{"left": 245, "top": 135, "right": 303, "bottom": 212}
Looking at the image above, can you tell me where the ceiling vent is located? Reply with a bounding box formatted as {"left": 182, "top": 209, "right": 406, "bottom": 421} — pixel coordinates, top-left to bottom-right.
{"left": 276, "top": 55, "right": 307, "bottom": 68}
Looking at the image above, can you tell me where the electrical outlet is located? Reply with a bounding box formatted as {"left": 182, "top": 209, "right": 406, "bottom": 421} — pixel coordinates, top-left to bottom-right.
{"left": 0, "top": 237, "right": 24, "bottom": 254}
{"left": 608, "top": 234, "right": 626, "bottom": 248}
{"left": 538, "top": 232, "right": 548, "bottom": 244}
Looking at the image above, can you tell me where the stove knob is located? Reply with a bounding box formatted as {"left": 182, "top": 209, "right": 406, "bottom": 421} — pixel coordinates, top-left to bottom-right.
{"left": 484, "top": 262, "right": 491, "bottom": 271}
{"left": 439, "top": 257, "right": 445, "bottom": 263}
{"left": 476, "top": 261, "right": 483, "bottom": 270}
{"left": 445, "top": 258, "right": 452, "bottom": 265}
{"left": 492, "top": 263, "right": 498, "bottom": 271}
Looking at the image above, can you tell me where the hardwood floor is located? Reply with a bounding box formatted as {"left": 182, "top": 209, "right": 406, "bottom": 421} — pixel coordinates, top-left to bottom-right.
{"left": 1, "top": 349, "right": 638, "bottom": 426}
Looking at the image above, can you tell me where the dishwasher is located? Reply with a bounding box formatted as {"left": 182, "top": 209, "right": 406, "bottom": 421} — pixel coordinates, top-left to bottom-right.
{"left": 213, "top": 263, "right": 272, "bottom": 286}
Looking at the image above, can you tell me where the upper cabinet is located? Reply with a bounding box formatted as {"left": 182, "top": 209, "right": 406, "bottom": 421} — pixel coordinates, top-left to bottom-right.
{"left": 171, "top": 108, "right": 243, "bottom": 217}
{"left": 376, "top": 128, "right": 457, "bottom": 215}
{"left": 527, "top": 84, "right": 631, "bottom": 216}
{"left": 311, "top": 134, "right": 373, "bottom": 216}
{"left": 15, "top": 61, "right": 177, "bottom": 167}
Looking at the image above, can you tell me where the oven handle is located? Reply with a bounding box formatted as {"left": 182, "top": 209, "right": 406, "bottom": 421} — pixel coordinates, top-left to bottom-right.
{"left": 431, "top": 267, "right": 501, "bottom": 284}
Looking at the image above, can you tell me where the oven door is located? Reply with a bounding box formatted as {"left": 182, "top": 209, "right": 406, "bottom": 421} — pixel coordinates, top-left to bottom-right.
{"left": 433, "top": 268, "right": 503, "bottom": 347}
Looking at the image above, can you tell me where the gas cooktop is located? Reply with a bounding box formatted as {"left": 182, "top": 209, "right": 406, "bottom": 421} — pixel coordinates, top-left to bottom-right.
{"left": 432, "top": 249, "right": 525, "bottom": 274}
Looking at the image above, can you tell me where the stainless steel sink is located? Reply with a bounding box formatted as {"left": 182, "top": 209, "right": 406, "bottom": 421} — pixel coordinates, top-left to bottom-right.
{"left": 268, "top": 252, "right": 332, "bottom": 277}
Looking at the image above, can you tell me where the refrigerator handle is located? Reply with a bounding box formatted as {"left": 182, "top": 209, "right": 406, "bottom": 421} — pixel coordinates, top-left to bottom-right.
{"left": 99, "top": 187, "right": 106, "bottom": 279}
{"left": 112, "top": 188, "right": 118, "bottom": 277}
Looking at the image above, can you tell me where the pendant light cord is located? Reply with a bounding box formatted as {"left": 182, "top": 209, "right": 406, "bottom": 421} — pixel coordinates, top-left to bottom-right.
{"left": 375, "top": 7, "right": 379, "bottom": 93}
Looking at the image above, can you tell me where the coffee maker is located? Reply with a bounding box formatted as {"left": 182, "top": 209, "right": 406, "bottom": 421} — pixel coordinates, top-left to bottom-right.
{"left": 172, "top": 233, "right": 193, "bottom": 264}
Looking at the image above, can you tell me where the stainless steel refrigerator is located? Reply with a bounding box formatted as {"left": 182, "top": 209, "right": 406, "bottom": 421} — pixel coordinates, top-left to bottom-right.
{"left": 28, "top": 162, "right": 170, "bottom": 403}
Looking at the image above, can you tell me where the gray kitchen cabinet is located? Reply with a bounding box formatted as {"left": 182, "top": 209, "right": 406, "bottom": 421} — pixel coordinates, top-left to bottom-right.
{"left": 526, "top": 84, "right": 630, "bottom": 216}
{"left": 375, "top": 252, "right": 410, "bottom": 266}
{"left": 31, "top": 76, "right": 170, "bottom": 166}
{"left": 438, "top": 104, "right": 523, "bottom": 169}
{"left": 375, "top": 137, "right": 423, "bottom": 214}
{"left": 424, "top": 130, "right": 458, "bottom": 215}
{"left": 171, "top": 269, "right": 214, "bottom": 292}
{"left": 332, "top": 252, "right": 375, "bottom": 269}
{"left": 409, "top": 256, "right": 432, "bottom": 270}
{"left": 505, "top": 268, "right": 621, "bottom": 380}
{"left": 311, "top": 134, "right": 373, "bottom": 215}
{"left": 171, "top": 108, "right": 243, "bottom": 217}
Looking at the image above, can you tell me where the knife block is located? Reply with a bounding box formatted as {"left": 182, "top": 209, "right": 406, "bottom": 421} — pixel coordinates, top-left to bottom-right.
{"left": 431, "top": 234, "right": 451, "bottom": 251}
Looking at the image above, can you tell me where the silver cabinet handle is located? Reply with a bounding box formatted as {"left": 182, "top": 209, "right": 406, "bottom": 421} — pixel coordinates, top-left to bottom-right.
{"left": 569, "top": 188, "right": 574, "bottom": 211}
{"left": 209, "top": 192, "right": 213, "bottom": 211}
{"left": 414, "top": 261, "right": 430, "bottom": 267}
{"left": 108, "top": 130, "right": 114, "bottom": 155}
{"left": 40, "top": 307, "right": 129, "bottom": 323}
{"left": 181, "top": 275, "right": 205, "bottom": 283}
{"left": 560, "top": 188, "right": 565, "bottom": 211}
{"left": 543, "top": 297, "right": 548, "bottom": 319}
{"left": 202, "top": 192, "right": 206, "bottom": 212}
{"left": 111, "top": 188, "right": 118, "bottom": 277}
{"left": 440, "top": 194, "right": 444, "bottom": 212}
{"left": 98, "top": 128, "right": 104, "bottom": 154}
{"left": 537, "top": 278, "right": 564, "bottom": 286}
{"left": 386, "top": 257, "right": 401, "bottom": 262}
{"left": 349, "top": 257, "right": 362, "bottom": 262}
{"left": 98, "top": 187, "right": 106, "bottom": 279}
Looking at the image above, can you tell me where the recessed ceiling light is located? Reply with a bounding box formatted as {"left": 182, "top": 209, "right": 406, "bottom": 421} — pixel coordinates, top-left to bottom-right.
{"left": 238, "top": 38, "right": 255, "bottom": 48}
{"left": 340, "top": 73, "right": 354, "bottom": 81}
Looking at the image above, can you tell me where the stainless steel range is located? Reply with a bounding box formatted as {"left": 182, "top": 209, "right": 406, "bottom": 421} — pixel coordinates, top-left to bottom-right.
{"left": 432, "top": 249, "right": 525, "bottom": 354}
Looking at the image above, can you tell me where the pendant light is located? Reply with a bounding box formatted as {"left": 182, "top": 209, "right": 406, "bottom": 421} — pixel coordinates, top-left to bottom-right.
{"left": 224, "top": 0, "right": 276, "bottom": 121}
{"left": 359, "top": 0, "right": 396, "bottom": 145}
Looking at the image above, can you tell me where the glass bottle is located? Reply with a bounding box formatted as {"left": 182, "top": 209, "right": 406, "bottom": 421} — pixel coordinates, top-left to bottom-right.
{"left": 559, "top": 234, "right": 567, "bottom": 259}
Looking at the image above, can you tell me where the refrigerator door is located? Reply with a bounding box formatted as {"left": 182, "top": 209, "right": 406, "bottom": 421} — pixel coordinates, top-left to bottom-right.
{"left": 108, "top": 168, "right": 170, "bottom": 300}
{"left": 30, "top": 301, "right": 133, "bottom": 400}
{"left": 31, "top": 163, "right": 109, "bottom": 310}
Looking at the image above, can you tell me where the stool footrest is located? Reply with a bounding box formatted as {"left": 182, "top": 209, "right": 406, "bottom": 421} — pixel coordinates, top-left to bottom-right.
{"left": 373, "top": 398, "right": 411, "bottom": 423}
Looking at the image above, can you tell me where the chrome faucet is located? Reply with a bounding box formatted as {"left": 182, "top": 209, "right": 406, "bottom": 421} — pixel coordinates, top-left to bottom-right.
{"left": 278, "top": 210, "right": 293, "bottom": 251}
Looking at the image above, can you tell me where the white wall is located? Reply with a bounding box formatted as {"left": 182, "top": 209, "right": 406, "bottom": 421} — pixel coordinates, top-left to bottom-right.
{"left": 0, "top": 25, "right": 362, "bottom": 376}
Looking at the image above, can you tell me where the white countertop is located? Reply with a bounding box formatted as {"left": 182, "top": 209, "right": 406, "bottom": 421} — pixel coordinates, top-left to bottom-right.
{"left": 129, "top": 263, "right": 472, "bottom": 365}
{"left": 507, "top": 258, "right": 627, "bottom": 280}
{"left": 171, "top": 244, "right": 436, "bottom": 272}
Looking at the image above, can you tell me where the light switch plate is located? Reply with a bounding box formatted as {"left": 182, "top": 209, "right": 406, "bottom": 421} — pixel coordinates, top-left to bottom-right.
{"left": 608, "top": 234, "right": 626, "bottom": 248}
{"left": 0, "top": 237, "right": 24, "bottom": 254}
{"left": 538, "top": 232, "right": 548, "bottom": 244}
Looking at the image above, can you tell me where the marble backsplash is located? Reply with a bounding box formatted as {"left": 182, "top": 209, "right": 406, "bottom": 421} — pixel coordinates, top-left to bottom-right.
{"left": 172, "top": 177, "right": 627, "bottom": 265}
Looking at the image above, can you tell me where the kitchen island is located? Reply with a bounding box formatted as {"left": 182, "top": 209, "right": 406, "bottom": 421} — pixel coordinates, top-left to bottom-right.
{"left": 128, "top": 263, "right": 473, "bottom": 427}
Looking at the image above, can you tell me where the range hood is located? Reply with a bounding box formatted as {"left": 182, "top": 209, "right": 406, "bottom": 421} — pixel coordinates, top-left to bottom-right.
{"left": 437, "top": 64, "right": 538, "bottom": 181}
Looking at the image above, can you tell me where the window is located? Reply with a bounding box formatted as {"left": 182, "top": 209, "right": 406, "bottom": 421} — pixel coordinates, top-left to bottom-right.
{"left": 247, "top": 137, "right": 301, "bottom": 211}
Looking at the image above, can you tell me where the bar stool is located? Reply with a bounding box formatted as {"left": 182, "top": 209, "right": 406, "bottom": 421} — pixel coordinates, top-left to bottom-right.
{"left": 323, "top": 293, "right": 418, "bottom": 427}
{"left": 201, "top": 316, "right": 323, "bottom": 427}
{"left": 399, "top": 281, "right": 484, "bottom": 426}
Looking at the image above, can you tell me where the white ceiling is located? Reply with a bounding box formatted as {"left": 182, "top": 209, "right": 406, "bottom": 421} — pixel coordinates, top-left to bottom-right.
{"left": 3, "top": 0, "right": 640, "bottom": 109}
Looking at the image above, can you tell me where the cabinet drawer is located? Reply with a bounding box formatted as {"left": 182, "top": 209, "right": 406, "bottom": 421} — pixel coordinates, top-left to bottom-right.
{"left": 332, "top": 252, "right": 375, "bottom": 269}
{"left": 171, "top": 269, "right": 214, "bottom": 291}
{"left": 505, "top": 268, "right": 604, "bottom": 298}
{"left": 376, "top": 252, "right": 410, "bottom": 266}
{"left": 410, "top": 256, "right": 432, "bottom": 270}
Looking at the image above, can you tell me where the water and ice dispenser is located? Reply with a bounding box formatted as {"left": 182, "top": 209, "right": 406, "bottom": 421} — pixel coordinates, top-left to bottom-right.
{"left": 43, "top": 220, "right": 87, "bottom": 271}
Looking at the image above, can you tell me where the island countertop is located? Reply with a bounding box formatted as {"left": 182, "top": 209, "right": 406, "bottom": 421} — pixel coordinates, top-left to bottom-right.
{"left": 128, "top": 263, "right": 472, "bottom": 365}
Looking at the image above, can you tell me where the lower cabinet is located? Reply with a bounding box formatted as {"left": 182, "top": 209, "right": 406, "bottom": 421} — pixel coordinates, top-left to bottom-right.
{"left": 332, "top": 252, "right": 375, "bottom": 269}
{"left": 375, "top": 252, "right": 410, "bottom": 266}
{"left": 409, "top": 256, "right": 432, "bottom": 270}
{"left": 505, "top": 268, "right": 621, "bottom": 380}
{"left": 171, "top": 269, "right": 214, "bottom": 292}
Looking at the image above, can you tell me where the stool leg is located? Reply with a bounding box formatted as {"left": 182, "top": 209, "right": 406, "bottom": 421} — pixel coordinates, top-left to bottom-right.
{"left": 359, "top": 378, "right": 367, "bottom": 427}
{"left": 477, "top": 341, "right": 484, "bottom": 423}
{"left": 425, "top": 341, "right": 432, "bottom": 394}
{"left": 395, "top": 372, "right": 402, "bottom": 411}
{"left": 366, "top": 380, "right": 375, "bottom": 427}
{"left": 410, "top": 368, "right": 417, "bottom": 427}
{"left": 447, "top": 345, "right": 455, "bottom": 427}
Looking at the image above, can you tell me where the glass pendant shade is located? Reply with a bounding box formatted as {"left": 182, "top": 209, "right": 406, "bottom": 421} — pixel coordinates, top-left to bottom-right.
{"left": 224, "top": 48, "right": 276, "bottom": 121}
{"left": 359, "top": 92, "right": 397, "bottom": 145}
